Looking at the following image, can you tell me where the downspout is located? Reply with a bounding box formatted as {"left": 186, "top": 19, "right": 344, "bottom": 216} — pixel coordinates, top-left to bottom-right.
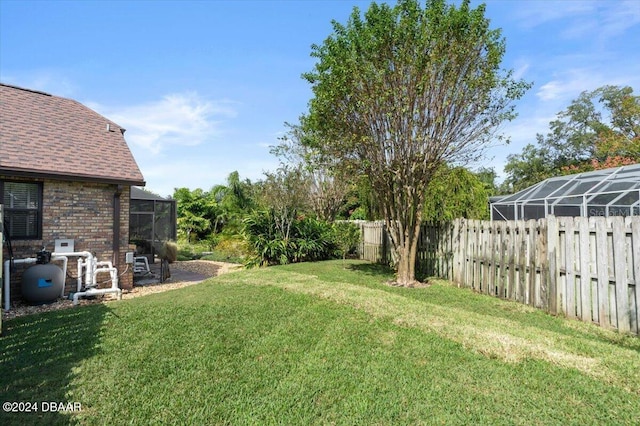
{"left": 113, "top": 185, "right": 123, "bottom": 268}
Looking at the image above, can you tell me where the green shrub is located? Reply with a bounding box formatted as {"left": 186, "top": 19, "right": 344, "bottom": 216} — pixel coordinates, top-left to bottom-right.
{"left": 208, "top": 236, "right": 250, "bottom": 263}
{"left": 242, "top": 210, "right": 338, "bottom": 267}
{"left": 176, "top": 239, "right": 209, "bottom": 260}
{"left": 332, "top": 222, "right": 361, "bottom": 260}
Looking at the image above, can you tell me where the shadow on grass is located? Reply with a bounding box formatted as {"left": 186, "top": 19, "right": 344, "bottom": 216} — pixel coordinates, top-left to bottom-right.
{"left": 347, "top": 262, "right": 395, "bottom": 278}
{"left": 0, "top": 304, "right": 110, "bottom": 426}
{"left": 347, "top": 261, "right": 436, "bottom": 283}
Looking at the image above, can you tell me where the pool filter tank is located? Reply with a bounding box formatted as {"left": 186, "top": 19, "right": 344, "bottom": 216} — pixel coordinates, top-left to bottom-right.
{"left": 21, "top": 249, "right": 64, "bottom": 304}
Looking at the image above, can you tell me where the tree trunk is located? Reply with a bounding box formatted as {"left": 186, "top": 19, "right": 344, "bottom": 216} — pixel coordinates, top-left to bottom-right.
{"left": 387, "top": 213, "right": 422, "bottom": 287}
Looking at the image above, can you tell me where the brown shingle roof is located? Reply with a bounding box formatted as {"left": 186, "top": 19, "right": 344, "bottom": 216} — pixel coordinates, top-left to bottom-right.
{"left": 0, "top": 83, "right": 145, "bottom": 185}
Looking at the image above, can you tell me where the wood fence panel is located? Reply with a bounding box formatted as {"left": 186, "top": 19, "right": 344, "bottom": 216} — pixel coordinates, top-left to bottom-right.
{"left": 537, "top": 219, "right": 548, "bottom": 310}
{"left": 588, "top": 219, "right": 598, "bottom": 324}
{"left": 547, "top": 216, "right": 559, "bottom": 315}
{"left": 490, "top": 221, "right": 499, "bottom": 297}
{"left": 452, "top": 219, "right": 461, "bottom": 284}
{"left": 353, "top": 215, "right": 638, "bottom": 335}
{"left": 473, "top": 220, "right": 481, "bottom": 291}
{"left": 481, "top": 222, "right": 489, "bottom": 295}
{"left": 613, "top": 217, "right": 630, "bottom": 333}
{"left": 563, "top": 218, "right": 577, "bottom": 318}
{"left": 595, "top": 217, "right": 610, "bottom": 328}
{"left": 498, "top": 221, "right": 508, "bottom": 299}
{"left": 632, "top": 217, "right": 640, "bottom": 334}
{"left": 579, "top": 217, "right": 591, "bottom": 322}
{"left": 527, "top": 220, "right": 537, "bottom": 306}
{"left": 517, "top": 223, "right": 526, "bottom": 304}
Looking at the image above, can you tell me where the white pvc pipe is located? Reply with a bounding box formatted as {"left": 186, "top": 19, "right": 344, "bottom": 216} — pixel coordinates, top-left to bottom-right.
{"left": 52, "top": 251, "right": 93, "bottom": 291}
{"left": 53, "top": 256, "right": 68, "bottom": 298}
{"left": 72, "top": 269, "right": 121, "bottom": 305}
{"left": 76, "top": 258, "right": 83, "bottom": 292}
{"left": 94, "top": 261, "right": 114, "bottom": 287}
{"left": 3, "top": 251, "right": 123, "bottom": 310}
{"left": 4, "top": 258, "right": 36, "bottom": 311}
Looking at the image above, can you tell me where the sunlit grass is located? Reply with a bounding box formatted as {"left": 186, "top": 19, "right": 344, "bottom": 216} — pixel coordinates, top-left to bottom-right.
{"left": 1, "top": 260, "right": 638, "bottom": 425}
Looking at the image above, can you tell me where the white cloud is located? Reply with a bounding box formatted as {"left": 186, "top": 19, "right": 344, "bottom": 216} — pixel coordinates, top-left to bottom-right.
{"left": 1, "top": 70, "right": 77, "bottom": 97}
{"left": 95, "top": 92, "right": 238, "bottom": 155}
{"left": 512, "top": 0, "right": 596, "bottom": 29}
{"left": 512, "top": 61, "right": 530, "bottom": 80}
{"left": 598, "top": 0, "right": 640, "bottom": 39}
{"left": 537, "top": 80, "right": 568, "bottom": 102}
{"left": 512, "top": 0, "right": 640, "bottom": 43}
{"left": 139, "top": 156, "right": 279, "bottom": 198}
{"left": 536, "top": 64, "right": 640, "bottom": 105}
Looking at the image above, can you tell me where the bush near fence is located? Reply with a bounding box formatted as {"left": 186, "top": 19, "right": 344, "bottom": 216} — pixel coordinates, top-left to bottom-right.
{"left": 354, "top": 216, "right": 640, "bottom": 335}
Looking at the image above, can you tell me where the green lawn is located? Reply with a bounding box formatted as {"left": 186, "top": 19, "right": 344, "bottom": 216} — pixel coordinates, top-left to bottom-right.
{"left": 1, "top": 260, "right": 639, "bottom": 425}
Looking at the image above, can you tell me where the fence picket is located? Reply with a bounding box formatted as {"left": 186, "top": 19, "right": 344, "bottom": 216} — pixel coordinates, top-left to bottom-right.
{"left": 537, "top": 219, "right": 548, "bottom": 310}
{"left": 547, "top": 216, "right": 559, "bottom": 315}
{"left": 497, "top": 222, "right": 506, "bottom": 298}
{"left": 527, "top": 220, "right": 537, "bottom": 306}
{"left": 613, "top": 217, "right": 630, "bottom": 333}
{"left": 631, "top": 217, "right": 640, "bottom": 335}
{"left": 579, "top": 217, "right": 591, "bottom": 322}
{"left": 594, "top": 217, "right": 610, "bottom": 328}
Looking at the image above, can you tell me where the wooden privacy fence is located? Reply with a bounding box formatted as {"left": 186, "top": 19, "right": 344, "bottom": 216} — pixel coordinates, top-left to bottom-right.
{"left": 355, "top": 216, "right": 640, "bottom": 335}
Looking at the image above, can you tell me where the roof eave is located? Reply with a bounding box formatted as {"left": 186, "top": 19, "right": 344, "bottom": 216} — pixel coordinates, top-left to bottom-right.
{"left": 0, "top": 166, "right": 146, "bottom": 187}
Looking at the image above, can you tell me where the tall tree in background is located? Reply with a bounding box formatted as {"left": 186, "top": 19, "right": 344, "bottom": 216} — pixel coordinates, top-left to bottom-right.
{"left": 304, "top": 0, "right": 529, "bottom": 285}
{"left": 272, "top": 123, "right": 350, "bottom": 222}
{"left": 259, "top": 165, "right": 311, "bottom": 243}
{"left": 503, "top": 85, "right": 640, "bottom": 192}
{"left": 173, "top": 171, "right": 257, "bottom": 241}
{"left": 423, "top": 166, "right": 492, "bottom": 221}
{"left": 174, "top": 187, "right": 216, "bottom": 242}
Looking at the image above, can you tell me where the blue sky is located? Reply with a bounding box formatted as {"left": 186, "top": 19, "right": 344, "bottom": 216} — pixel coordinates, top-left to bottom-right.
{"left": 1, "top": 0, "right": 639, "bottom": 197}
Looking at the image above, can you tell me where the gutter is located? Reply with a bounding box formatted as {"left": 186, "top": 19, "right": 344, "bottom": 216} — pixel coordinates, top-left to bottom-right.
{"left": 113, "top": 185, "right": 123, "bottom": 267}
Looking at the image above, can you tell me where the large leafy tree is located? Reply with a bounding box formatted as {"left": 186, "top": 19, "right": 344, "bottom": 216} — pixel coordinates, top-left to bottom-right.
{"left": 173, "top": 171, "right": 257, "bottom": 241}
{"left": 173, "top": 187, "right": 216, "bottom": 242}
{"left": 503, "top": 85, "right": 640, "bottom": 192}
{"left": 303, "top": 0, "right": 529, "bottom": 285}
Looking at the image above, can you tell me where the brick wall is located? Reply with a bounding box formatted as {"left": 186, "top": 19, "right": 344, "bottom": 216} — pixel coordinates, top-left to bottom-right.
{"left": 2, "top": 176, "right": 134, "bottom": 306}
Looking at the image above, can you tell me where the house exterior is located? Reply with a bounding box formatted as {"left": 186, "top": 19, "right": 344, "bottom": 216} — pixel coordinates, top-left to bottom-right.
{"left": 0, "top": 83, "right": 145, "bottom": 303}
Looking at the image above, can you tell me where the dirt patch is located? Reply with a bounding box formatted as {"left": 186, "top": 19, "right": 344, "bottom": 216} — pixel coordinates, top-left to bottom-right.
{"left": 171, "top": 260, "right": 242, "bottom": 277}
{"left": 2, "top": 260, "right": 242, "bottom": 320}
{"left": 386, "top": 279, "right": 431, "bottom": 288}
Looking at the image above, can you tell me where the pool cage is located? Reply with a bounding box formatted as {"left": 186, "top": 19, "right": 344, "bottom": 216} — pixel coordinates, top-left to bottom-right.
{"left": 490, "top": 164, "right": 640, "bottom": 221}
{"left": 129, "top": 187, "right": 177, "bottom": 262}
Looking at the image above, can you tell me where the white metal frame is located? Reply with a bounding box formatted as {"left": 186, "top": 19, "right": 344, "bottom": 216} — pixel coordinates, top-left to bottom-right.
{"left": 490, "top": 164, "right": 640, "bottom": 220}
